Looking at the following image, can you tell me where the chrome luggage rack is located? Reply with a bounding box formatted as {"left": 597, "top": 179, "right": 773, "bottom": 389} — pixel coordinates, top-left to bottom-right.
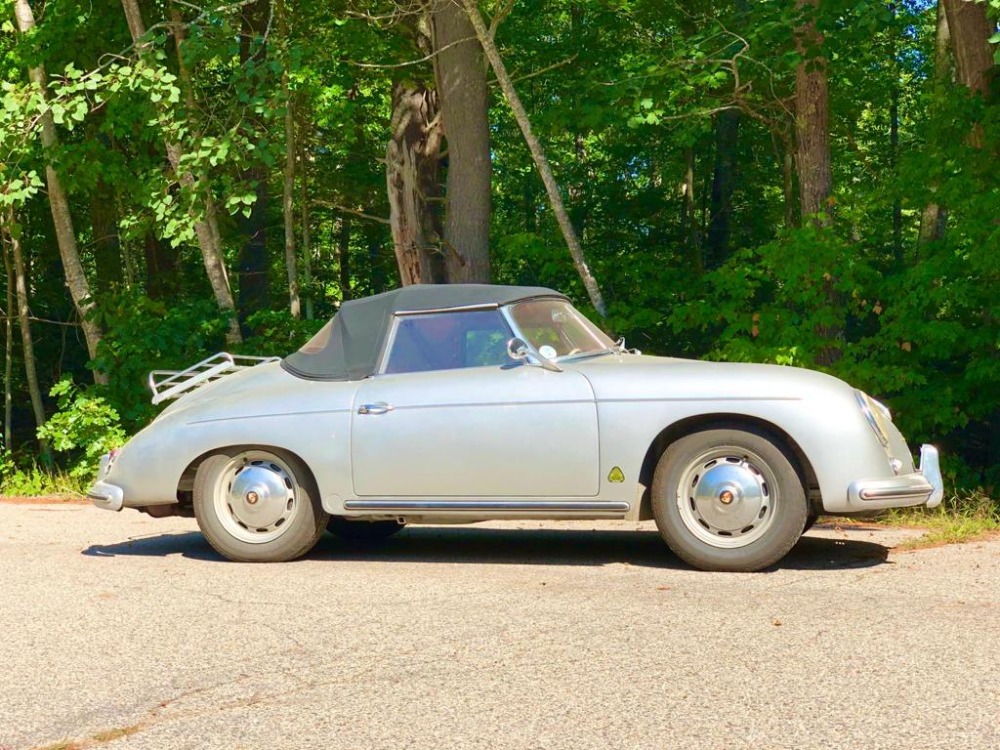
{"left": 148, "top": 352, "right": 280, "bottom": 405}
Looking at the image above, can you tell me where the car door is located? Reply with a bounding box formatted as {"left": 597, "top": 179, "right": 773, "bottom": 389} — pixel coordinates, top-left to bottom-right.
{"left": 350, "top": 309, "right": 600, "bottom": 498}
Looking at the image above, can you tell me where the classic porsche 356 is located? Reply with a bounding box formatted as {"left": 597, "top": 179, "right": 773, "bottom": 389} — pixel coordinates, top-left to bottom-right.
{"left": 89, "top": 284, "right": 942, "bottom": 571}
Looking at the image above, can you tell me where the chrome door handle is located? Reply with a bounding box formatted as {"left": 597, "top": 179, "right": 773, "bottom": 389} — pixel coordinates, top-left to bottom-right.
{"left": 358, "top": 402, "right": 393, "bottom": 415}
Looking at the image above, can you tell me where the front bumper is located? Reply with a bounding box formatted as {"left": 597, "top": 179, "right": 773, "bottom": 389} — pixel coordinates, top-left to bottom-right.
{"left": 88, "top": 453, "right": 124, "bottom": 511}
{"left": 848, "top": 444, "right": 944, "bottom": 510}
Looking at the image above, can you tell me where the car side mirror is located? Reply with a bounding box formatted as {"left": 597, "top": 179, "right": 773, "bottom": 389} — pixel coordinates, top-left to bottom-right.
{"left": 506, "top": 336, "right": 562, "bottom": 372}
{"left": 506, "top": 337, "right": 530, "bottom": 361}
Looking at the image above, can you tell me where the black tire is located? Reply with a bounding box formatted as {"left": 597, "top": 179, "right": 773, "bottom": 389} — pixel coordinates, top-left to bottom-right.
{"left": 328, "top": 517, "right": 404, "bottom": 541}
{"left": 651, "top": 427, "right": 808, "bottom": 572}
{"left": 803, "top": 513, "right": 820, "bottom": 533}
{"left": 193, "top": 449, "right": 328, "bottom": 562}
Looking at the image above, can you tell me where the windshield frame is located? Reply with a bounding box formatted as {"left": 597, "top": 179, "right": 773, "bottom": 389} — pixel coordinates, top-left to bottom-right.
{"left": 502, "top": 298, "right": 615, "bottom": 362}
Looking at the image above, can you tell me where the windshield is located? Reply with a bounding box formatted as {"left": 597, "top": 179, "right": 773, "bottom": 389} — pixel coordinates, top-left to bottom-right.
{"left": 507, "top": 299, "right": 615, "bottom": 360}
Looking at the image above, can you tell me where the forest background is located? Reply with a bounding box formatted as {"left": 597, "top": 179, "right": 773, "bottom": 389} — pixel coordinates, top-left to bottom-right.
{"left": 0, "top": 0, "right": 997, "bottom": 498}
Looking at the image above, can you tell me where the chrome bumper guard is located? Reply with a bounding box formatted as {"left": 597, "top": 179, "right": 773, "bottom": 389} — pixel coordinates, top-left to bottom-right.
{"left": 848, "top": 445, "right": 944, "bottom": 509}
{"left": 88, "top": 481, "right": 124, "bottom": 511}
{"left": 88, "top": 453, "right": 124, "bottom": 511}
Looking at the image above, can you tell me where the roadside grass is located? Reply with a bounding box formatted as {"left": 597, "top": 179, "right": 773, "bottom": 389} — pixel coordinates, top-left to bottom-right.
{"left": 0, "top": 464, "right": 88, "bottom": 501}
{"left": 873, "top": 491, "right": 1000, "bottom": 549}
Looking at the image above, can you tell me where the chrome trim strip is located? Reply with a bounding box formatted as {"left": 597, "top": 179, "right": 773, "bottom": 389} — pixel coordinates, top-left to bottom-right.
{"left": 603, "top": 396, "right": 802, "bottom": 404}
{"left": 189, "top": 407, "right": 352, "bottom": 425}
{"left": 395, "top": 303, "right": 500, "bottom": 316}
{"left": 375, "top": 315, "right": 402, "bottom": 374}
{"left": 389, "top": 398, "right": 594, "bottom": 411}
{"left": 858, "top": 487, "right": 931, "bottom": 502}
{"left": 855, "top": 390, "right": 890, "bottom": 447}
{"left": 344, "top": 500, "right": 630, "bottom": 512}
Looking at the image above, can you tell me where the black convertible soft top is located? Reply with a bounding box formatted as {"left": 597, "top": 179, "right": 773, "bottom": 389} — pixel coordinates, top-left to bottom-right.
{"left": 281, "top": 284, "right": 566, "bottom": 381}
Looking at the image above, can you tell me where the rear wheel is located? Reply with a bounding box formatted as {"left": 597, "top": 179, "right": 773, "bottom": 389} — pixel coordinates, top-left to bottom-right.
{"left": 328, "top": 517, "right": 404, "bottom": 541}
{"left": 651, "top": 427, "right": 808, "bottom": 572}
{"left": 193, "top": 449, "right": 328, "bottom": 562}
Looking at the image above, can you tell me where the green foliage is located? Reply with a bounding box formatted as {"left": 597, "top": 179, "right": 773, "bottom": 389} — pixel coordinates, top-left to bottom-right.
{"left": 36, "top": 379, "right": 126, "bottom": 480}
{"left": 0, "top": 459, "right": 53, "bottom": 495}
{"left": 0, "top": 451, "right": 88, "bottom": 496}
{"left": 240, "top": 310, "right": 324, "bottom": 355}
{"left": 1, "top": 0, "right": 997, "bottom": 504}
{"left": 89, "top": 292, "right": 231, "bottom": 429}
{"left": 882, "top": 490, "right": 1000, "bottom": 548}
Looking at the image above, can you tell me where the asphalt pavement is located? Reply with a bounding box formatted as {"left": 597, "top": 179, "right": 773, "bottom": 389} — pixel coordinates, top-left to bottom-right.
{"left": 1, "top": 502, "right": 998, "bottom": 750}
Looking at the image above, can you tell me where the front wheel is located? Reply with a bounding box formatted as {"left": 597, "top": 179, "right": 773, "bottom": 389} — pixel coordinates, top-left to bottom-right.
{"left": 193, "top": 449, "right": 328, "bottom": 562}
{"left": 651, "top": 428, "right": 808, "bottom": 572}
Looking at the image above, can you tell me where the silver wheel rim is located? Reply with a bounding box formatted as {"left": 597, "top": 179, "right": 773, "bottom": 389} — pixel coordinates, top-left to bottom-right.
{"left": 675, "top": 445, "right": 778, "bottom": 549}
{"left": 212, "top": 452, "right": 300, "bottom": 545}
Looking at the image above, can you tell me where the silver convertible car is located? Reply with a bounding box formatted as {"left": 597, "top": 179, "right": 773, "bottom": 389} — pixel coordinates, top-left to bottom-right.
{"left": 89, "top": 284, "right": 943, "bottom": 571}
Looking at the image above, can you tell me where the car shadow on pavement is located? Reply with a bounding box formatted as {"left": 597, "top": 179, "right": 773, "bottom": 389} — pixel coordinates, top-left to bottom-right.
{"left": 312, "top": 528, "right": 890, "bottom": 571}
{"left": 83, "top": 532, "right": 223, "bottom": 561}
{"left": 83, "top": 527, "right": 890, "bottom": 571}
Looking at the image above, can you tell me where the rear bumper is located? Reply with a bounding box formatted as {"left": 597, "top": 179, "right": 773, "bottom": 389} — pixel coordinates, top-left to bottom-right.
{"left": 88, "top": 481, "right": 124, "bottom": 511}
{"left": 88, "top": 453, "right": 124, "bottom": 511}
{"left": 848, "top": 444, "right": 944, "bottom": 510}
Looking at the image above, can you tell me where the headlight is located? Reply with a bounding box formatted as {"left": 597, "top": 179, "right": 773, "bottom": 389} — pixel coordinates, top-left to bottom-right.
{"left": 854, "top": 390, "right": 890, "bottom": 448}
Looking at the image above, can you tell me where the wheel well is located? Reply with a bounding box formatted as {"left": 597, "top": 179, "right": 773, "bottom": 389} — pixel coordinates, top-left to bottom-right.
{"left": 176, "top": 445, "right": 320, "bottom": 508}
{"left": 637, "top": 414, "right": 821, "bottom": 518}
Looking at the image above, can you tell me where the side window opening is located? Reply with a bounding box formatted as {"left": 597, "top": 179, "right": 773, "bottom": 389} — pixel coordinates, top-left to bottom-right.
{"left": 383, "top": 309, "right": 515, "bottom": 374}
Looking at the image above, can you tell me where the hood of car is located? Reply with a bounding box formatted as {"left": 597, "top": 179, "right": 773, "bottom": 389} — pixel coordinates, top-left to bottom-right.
{"left": 569, "top": 352, "right": 854, "bottom": 402}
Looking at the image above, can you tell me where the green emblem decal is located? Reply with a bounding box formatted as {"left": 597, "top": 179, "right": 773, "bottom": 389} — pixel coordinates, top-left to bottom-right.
{"left": 607, "top": 466, "right": 625, "bottom": 483}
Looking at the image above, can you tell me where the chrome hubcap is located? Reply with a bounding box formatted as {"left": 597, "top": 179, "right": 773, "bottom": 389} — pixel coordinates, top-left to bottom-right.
{"left": 676, "top": 447, "right": 777, "bottom": 549}
{"left": 214, "top": 452, "right": 298, "bottom": 544}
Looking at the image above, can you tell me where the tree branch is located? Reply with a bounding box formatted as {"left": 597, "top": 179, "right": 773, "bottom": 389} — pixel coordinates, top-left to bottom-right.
{"left": 312, "top": 200, "right": 390, "bottom": 225}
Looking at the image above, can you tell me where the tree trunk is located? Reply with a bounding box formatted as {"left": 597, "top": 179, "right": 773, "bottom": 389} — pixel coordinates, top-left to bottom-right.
{"left": 338, "top": 217, "right": 352, "bottom": 302}
{"left": 888, "top": 6, "right": 902, "bottom": 264}
{"left": 170, "top": 2, "right": 227, "bottom": 291}
{"left": 942, "top": 0, "right": 994, "bottom": 149}
{"left": 794, "top": 0, "right": 840, "bottom": 366}
{"left": 276, "top": 0, "right": 301, "bottom": 317}
{"left": 568, "top": 7, "right": 589, "bottom": 241}
{"left": 680, "top": 148, "right": 703, "bottom": 273}
{"left": 705, "top": 109, "right": 740, "bottom": 268}
{"left": 942, "top": 0, "right": 995, "bottom": 99}
{"left": 386, "top": 83, "right": 445, "bottom": 285}
{"left": 13, "top": 0, "right": 106, "bottom": 382}
{"left": 124, "top": 0, "right": 242, "bottom": 345}
{"left": 942, "top": 1, "right": 1000, "bottom": 479}
{"left": 234, "top": 0, "right": 271, "bottom": 327}
{"left": 919, "top": 1, "right": 952, "bottom": 246}
{"left": 91, "top": 176, "right": 123, "bottom": 289}
{"left": 3, "top": 230, "right": 14, "bottom": 449}
{"left": 794, "top": 0, "right": 833, "bottom": 224}
{"left": 2, "top": 210, "right": 49, "bottom": 459}
{"left": 432, "top": 0, "right": 492, "bottom": 283}
{"left": 782, "top": 143, "right": 798, "bottom": 228}
{"left": 300, "top": 158, "right": 314, "bottom": 320}
{"left": 237, "top": 170, "right": 270, "bottom": 327}
{"left": 462, "top": 0, "right": 607, "bottom": 317}
{"left": 143, "top": 232, "right": 179, "bottom": 301}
